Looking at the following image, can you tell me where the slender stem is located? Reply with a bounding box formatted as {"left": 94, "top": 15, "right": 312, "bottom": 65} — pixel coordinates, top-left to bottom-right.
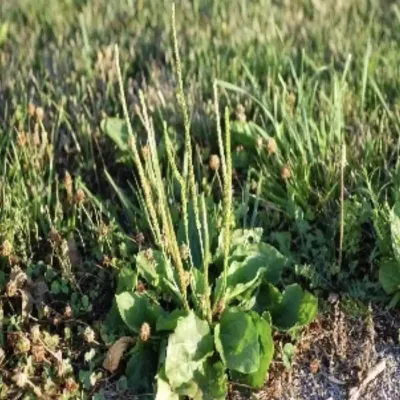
{"left": 114, "top": 45, "right": 162, "bottom": 247}
{"left": 143, "top": 95, "right": 190, "bottom": 311}
{"left": 164, "top": 123, "right": 193, "bottom": 269}
{"left": 172, "top": 4, "right": 204, "bottom": 263}
{"left": 338, "top": 141, "right": 346, "bottom": 268}
{"left": 201, "top": 194, "right": 212, "bottom": 323}
{"left": 221, "top": 107, "right": 232, "bottom": 300}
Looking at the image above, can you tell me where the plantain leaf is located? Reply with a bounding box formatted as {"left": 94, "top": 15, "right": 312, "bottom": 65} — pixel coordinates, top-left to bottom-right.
{"left": 101, "top": 118, "right": 129, "bottom": 151}
{"left": 116, "top": 267, "right": 137, "bottom": 294}
{"left": 176, "top": 359, "right": 227, "bottom": 400}
{"left": 282, "top": 343, "right": 296, "bottom": 369}
{"left": 125, "top": 342, "right": 158, "bottom": 393}
{"left": 379, "top": 258, "right": 400, "bottom": 295}
{"left": 230, "top": 312, "right": 274, "bottom": 388}
{"left": 177, "top": 201, "right": 203, "bottom": 269}
{"left": 230, "top": 243, "right": 287, "bottom": 284}
{"left": 254, "top": 282, "right": 282, "bottom": 314}
{"left": 136, "top": 250, "right": 182, "bottom": 304}
{"left": 136, "top": 250, "right": 160, "bottom": 287}
{"left": 223, "top": 228, "right": 264, "bottom": 250}
{"left": 190, "top": 268, "right": 207, "bottom": 313}
{"left": 215, "top": 309, "right": 260, "bottom": 374}
{"left": 391, "top": 202, "right": 400, "bottom": 264}
{"left": 156, "top": 309, "right": 188, "bottom": 332}
{"left": 116, "top": 292, "right": 163, "bottom": 333}
{"left": 165, "top": 311, "right": 214, "bottom": 390}
{"left": 155, "top": 366, "right": 179, "bottom": 400}
{"left": 214, "top": 242, "right": 286, "bottom": 306}
{"left": 269, "top": 284, "right": 317, "bottom": 330}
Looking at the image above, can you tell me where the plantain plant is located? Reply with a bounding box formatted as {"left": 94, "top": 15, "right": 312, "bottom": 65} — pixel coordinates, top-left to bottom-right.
{"left": 101, "top": 5, "right": 317, "bottom": 398}
{"left": 373, "top": 197, "right": 400, "bottom": 308}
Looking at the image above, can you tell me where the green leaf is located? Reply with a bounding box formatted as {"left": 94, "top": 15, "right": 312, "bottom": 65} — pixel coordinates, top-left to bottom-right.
{"left": 0, "top": 23, "right": 9, "bottom": 46}
{"left": 232, "top": 243, "right": 287, "bottom": 284}
{"left": 215, "top": 243, "right": 286, "bottom": 305}
{"left": 226, "top": 228, "right": 264, "bottom": 250}
{"left": 125, "top": 342, "right": 158, "bottom": 393}
{"left": 254, "top": 282, "right": 282, "bottom": 314}
{"left": 388, "top": 291, "right": 400, "bottom": 309}
{"left": 116, "top": 267, "right": 137, "bottom": 294}
{"left": 101, "top": 118, "right": 129, "bottom": 151}
{"left": 282, "top": 343, "right": 296, "bottom": 369}
{"left": 116, "top": 292, "right": 163, "bottom": 333}
{"left": 104, "top": 170, "right": 140, "bottom": 222}
{"left": 177, "top": 359, "right": 228, "bottom": 400}
{"left": 136, "top": 250, "right": 160, "bottom": 287}
{"left": 191, "top": 268, "right": 207, "bottom": 312}
{"left": 155, "top": 366, "right": 179, "bottom": 400}
{"left": 270, "top": 284, "right": 318, "bottom": 330}
{"left": 391, "top": 202, "right": 400, "bottom": 264}
{"left": 231, "top": 120, "right": 263, "bottom": 148}
{"left": 101, "top": 300, "right": 127, "bottom": 343}
{"left": 379, "top": 259, "right": 400, "bottom": 294}
{"left": 165, "top": 311, "right": 214, "bottom": 390}
{"left": 244, "top": 315, "right": 274, "bottom": 387}
{"left": 231, "top": 312, "right": 274, "bottom": 388}
{"left": 215, "top": 309, "right": 260, "bottom": 374}
{"left": 0, "top": 271, "right": 5, "bottom": 291}
{"left": 217, "top": 257, "right": 265, "bottom": 303}
{"left": 136, "top": 250, "right": 182, "bottom": 304}
{"left": 156, "top": 309, "right": 187, "bottom": 332}
{"left": 177, "top": 200, "right": 203, "bottom": 269}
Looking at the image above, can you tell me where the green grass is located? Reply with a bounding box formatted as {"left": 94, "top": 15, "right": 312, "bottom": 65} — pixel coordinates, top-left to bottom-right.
{"left": 1, "top": 0, "right": 400, "bottom": 397}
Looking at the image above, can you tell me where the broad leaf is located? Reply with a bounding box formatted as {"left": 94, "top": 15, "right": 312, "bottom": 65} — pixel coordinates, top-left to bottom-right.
{"left": 177, "top": 201, "right": 204, "bottom": 269}
{"left": 0, "top": 271, "right": 5, "bottom": 291}
{"left": 136, "top": 250, "right": 182, "bottom": 304}
{"left": 101, "top": 118, "right": 129, "bottom": 151}
{"left": 215, "top": 309, "right": 260, "bottom": 374}
{"left": 270, "top": 284, "right": 317, "bottom": 330}
{"left": 176, "top": 359, "right": 227, "bottom": 400}
{"left": 214, "top": 243, "right": 286, "bottom": 305}
{"left": 156, "top": 309, "right": 187, "bottom": 332}
{"left": 125, "top": 342, "right": 158, "bottom": 393}
{"left": 388, "top": 291, "right": 400, "bottom": 309}
{"left": 219, "top": 228, "right": 264, "bottom": 253}
{"left": 191, "top": 268, "right": 206, "bottom": 295}
{"left": 231, "top": 243, "right": 287, "bottom": 284}
{"left": 136, "top": 250, "right": 159, "bottom": 287}
{"left": 165, "top": 311, "right": 213, "bottom": 389}
{"left": 391, "top": 202, "right": 400, "bottom": 264}
{"left": 155, "top": 366, "right": 179, "bottom": 400}
{"left": 192, "top": 360, "right": 227, "bottom": 400}
{"left": 231, "top": 312, "right": 274, "bottom": 388}
{"left": 379, "top": 259, "right": 400, "bottom": 294}
{"left": 282, "top": 343, "right": 296, "bottom": 369}
{"left": 254, "top": 282, "right": 282, "bottom": 314}
{"left": 191, "top": 268, "right": 210, "bottom": 318}
{"left": 101, "top": 300, "right": 128, "bottom": 344}
{"left": 116, "top": 292, "right": 163, "bottom": 333}
{"left": 116, "top": 267, "right": 137, "bottom": 294}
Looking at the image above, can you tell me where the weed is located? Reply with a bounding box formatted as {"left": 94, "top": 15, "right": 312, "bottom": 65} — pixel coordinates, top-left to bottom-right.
{"left": 99, "top": 7, "right": 317, "bottom": 397}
